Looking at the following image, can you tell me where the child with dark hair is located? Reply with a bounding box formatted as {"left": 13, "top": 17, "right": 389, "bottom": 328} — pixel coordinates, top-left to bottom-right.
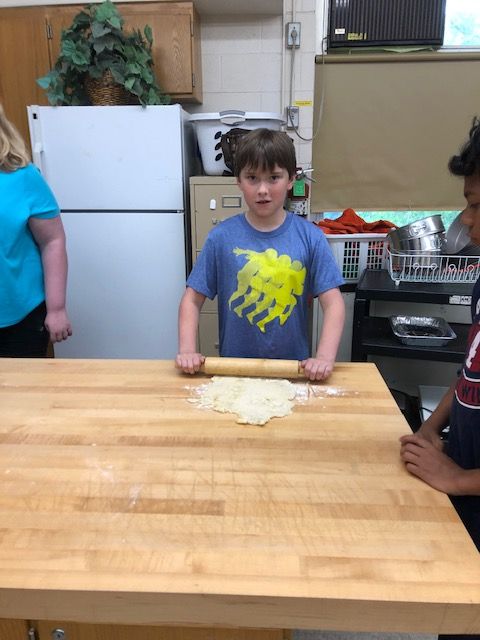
{"left": 176, "top": 128, "right": 345, "bottom": 381}
{"left": 400, "top": 118, "right": 480, "bottom": 640}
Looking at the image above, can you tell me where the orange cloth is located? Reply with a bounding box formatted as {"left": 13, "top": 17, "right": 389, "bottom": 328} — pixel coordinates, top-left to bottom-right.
{"left": 317, "top": 208, "right": 396, "bottom": 235}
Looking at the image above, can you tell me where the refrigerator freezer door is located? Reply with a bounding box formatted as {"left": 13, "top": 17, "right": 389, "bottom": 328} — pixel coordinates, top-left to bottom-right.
{"left": 29, "top": 105, "right": 185, "bottom": 211}
{"left": 55, "top": 211, "right": 186, "bottom": 359}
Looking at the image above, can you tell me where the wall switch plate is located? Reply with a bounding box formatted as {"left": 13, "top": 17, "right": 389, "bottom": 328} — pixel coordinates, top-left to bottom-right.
{"left": 286, "top": 105, "right": 299, "bottom": 129}
{"left": 286, "top": 22, "right": 301, "bottom": 48}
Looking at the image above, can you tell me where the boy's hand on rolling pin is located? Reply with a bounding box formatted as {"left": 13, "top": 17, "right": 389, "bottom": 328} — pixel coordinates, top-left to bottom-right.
{"left": 300, "top": 357, "right": 334, "bottom": 381}
{"left": 175, "top": 352, "right": 205, "bottom": 374}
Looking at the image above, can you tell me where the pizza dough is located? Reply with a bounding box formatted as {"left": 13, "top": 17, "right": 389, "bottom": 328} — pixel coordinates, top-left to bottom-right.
{"left": 194, "top": 375, "right": 297, "bottom": 426}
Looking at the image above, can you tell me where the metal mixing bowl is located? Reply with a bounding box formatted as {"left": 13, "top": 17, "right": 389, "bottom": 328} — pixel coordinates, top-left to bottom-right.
{"left": 444, "top": 212, "right": 480, "bottom": 255}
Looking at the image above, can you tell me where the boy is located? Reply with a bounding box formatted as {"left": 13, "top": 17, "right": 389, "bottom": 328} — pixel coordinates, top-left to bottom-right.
{"left": 176, "top": 129, "right": 345, "bottom": 381}
{"left": 400, "top": 118, "right": 480, "bottom": 599}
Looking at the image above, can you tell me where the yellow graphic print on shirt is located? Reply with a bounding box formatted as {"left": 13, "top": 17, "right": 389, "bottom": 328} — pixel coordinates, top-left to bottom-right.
{"left": 228, "top": 248, "right": 306, "bottom": 333}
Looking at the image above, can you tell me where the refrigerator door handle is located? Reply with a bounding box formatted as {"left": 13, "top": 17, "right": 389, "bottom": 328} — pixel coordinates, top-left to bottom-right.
{"left": 32, "top": 142, "right": 44, "bottom": 174}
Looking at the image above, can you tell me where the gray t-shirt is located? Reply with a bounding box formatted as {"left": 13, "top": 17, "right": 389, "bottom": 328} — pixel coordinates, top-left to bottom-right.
{"left": 187, "top": 212, "right": 344, "bottom": 360}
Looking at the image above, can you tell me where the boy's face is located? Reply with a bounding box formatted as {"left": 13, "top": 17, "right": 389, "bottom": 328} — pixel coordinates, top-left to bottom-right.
{"left": 461, "top": 173, "right": 480, "bottom": 247}
{"left": 237, "top": 164, "right": 294, "bottom": 227}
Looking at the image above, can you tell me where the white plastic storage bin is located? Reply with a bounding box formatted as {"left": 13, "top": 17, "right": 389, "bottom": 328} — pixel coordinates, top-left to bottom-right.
{"left": 327, "top": 233, "right": 389, "bottom": 283}
{"left": 190, "top": 110, "right": 285, "bottom": 176}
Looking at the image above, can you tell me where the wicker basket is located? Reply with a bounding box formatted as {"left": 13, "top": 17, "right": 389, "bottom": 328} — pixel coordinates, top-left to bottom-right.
{"left": 85, "top": 70, "right": 139, "bottom": 106}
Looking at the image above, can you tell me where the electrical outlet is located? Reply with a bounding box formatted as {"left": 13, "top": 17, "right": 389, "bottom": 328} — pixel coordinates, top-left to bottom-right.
{"left": 286, "top": 106, "right": 299, "bottom": 129}
{"left": 286, "top": 22, "right": 301, "bottom": 48}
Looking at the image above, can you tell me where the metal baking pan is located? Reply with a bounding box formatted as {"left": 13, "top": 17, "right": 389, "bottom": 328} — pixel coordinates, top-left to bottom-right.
{"left": 389, "top": 315, "right": 457, "bottom": 347}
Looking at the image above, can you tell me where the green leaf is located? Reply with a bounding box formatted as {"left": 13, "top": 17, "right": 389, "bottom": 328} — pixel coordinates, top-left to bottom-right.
{"left": 36, "top": 74, "right": 53, "bottom": 89}
{"left": 125, "top": 62, "right": 141, "bottom": 76}
{"left": 143, "top": 25, "right": 153, "bottom": 45}
{"left": 71, "top": 11, "right": 91, "bottom": 30}
{"left": 94, "top": 0, "right": 120, "bottom": 24}
{"left": 91, "top": 22, "right": 111, "bottom": 39}
{"left": 124, "top": 76, "right": 136, "bottom": 91}
{"left": 108, "top": 15, "right": 122, "bottom": 30}
{"left": 109, "top": 67, "right": 125, "bottom": 84}
{"left": 87, "top": 67, "right": 103, "bottom": 79}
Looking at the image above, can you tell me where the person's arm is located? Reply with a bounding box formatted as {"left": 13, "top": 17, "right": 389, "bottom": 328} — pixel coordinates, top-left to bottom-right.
{"left": 398, "top": 380, "right": 480, "bottom": 496}
{"left": 301, "top": 287, "right": 345, "bottom": 381}
{"left": 176, "top": 286, "right": 206, "bottom": 374}
{"left": 400, "top": 435, "right": 480, "bottom": 496}
{"left": 28, "top": 216, "right": 72, "bottom": 343}
{"left": 401, "top": 381, "right": 455, "bottom": 450}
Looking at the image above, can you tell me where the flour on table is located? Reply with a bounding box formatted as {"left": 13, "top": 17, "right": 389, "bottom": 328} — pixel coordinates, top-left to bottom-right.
{"left": 192, "top": 376, "right": 297, "bottom": 426}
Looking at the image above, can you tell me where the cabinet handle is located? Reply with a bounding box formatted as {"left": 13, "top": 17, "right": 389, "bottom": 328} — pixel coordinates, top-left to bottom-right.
{"left": 32, "top": 142, "right": 44, "bottom": 174}
{"left": 219, "top": 110, "right": 246, "bottom": 125}
{"left": 222, "top": 195, "right": 242, "bottom": 208}
{"left": 51, "top": 629, "right": 66, "bottom": 640}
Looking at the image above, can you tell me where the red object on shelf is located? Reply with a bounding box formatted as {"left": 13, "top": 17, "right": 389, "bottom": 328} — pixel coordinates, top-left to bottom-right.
{"left": 317, "top": 208, "right": 395, "bottom": 235}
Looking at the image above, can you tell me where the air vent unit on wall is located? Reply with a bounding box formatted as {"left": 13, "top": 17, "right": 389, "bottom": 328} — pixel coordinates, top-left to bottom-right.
{"left": 328, "top": 0, "right": 447, "bottom": 49}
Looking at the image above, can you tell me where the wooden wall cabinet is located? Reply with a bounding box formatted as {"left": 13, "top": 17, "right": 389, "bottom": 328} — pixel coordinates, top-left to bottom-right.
{"left": 0, "top": 1, "right": 202, "bottom": 145}
{"left": 0, "top": 6, "right": 51, "bottom": 144}
{"left": 189, "top": 176, "right": 246, "bottom": 356}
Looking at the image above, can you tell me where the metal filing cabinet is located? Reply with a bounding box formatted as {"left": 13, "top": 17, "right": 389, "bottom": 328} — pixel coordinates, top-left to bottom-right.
{"left": 189, "top": 176, "right": 245, "bottom": 355}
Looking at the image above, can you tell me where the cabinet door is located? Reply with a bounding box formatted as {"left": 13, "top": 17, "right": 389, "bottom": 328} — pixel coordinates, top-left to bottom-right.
{"left": 117, "top": 1, "right": 202, "bottom": 103}
{"left": 35, "top": 621, "right": 290, "bottom": 640}
{"left": 0, "top": 619, "right": 28, "bottom": 640}
{"left": 0, "top": 7, "right": 50, "bottom": 145}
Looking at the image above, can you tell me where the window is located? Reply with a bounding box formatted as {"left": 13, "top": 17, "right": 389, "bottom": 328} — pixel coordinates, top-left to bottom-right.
{"left": 444, "top": 0, "right": 480, "bottom": 47}
{"left": 316, "top": 0, "right": 480, "bottom": 53}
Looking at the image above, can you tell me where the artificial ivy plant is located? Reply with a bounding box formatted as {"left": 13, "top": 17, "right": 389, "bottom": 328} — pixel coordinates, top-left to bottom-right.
{"left": 37, "top": 0, "right": 170, "bottom": 106}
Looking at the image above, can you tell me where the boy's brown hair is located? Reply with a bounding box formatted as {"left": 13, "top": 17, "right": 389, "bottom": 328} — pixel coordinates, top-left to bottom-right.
{"left": 234, "top": 129, "right": 296, "bottom": 178}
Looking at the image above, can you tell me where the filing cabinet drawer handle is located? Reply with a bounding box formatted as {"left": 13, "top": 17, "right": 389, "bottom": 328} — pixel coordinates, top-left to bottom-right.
{"left": 222, "top": 195, "right": 242, "bottom": 208}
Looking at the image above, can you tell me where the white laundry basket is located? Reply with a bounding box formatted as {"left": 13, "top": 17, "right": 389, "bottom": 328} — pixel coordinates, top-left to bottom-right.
{"left": 190, "top": 110, "right": 286, "bottom": 176}
{"left": 327, "top": 233, "right": 389, "bottom": 282}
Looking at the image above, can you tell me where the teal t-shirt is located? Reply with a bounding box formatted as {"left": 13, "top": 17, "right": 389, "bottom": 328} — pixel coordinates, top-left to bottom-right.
{"left": 0, "top": 164, "right": 59, "bottom": 327}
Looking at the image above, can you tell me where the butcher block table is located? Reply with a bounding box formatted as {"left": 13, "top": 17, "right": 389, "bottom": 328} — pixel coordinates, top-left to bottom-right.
{"left": 0, "top": 358, "right": 479, "bottom": 638}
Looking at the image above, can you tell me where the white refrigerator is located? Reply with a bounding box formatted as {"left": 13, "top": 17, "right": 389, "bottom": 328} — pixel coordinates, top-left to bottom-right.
{"left": 28, "top": 105, "right": 197, "bottom": 359}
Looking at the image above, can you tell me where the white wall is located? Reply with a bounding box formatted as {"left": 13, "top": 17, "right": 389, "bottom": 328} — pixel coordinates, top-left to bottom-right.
{"left": 186, "top": 1, "right": 316, "bottom": 169}
{"left": 186, "top": 15, "right": 284, "bottom": 115}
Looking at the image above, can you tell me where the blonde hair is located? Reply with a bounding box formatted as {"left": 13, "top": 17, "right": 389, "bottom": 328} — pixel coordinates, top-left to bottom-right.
{"left": 0, "top": 104, "right": 30, "bottom": 171}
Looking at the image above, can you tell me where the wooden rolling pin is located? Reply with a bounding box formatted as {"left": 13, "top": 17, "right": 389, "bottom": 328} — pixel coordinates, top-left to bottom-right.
{"left": 199, "top": 357, "right": 304, "bottom": 379}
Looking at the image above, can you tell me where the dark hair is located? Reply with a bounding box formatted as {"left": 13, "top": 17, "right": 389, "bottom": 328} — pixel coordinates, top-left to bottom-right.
{"left": 234, "top": 129, "right": 296, "bottom": 178}
{"left": 448, "top": 116, "right": 480, "bottom": 176}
